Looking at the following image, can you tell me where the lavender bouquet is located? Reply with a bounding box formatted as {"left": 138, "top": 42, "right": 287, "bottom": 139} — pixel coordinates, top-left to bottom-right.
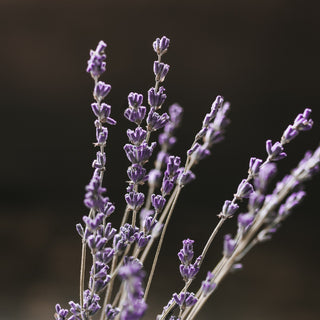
{"left": 54, "top": 36, "right": 319, "bottom": 320}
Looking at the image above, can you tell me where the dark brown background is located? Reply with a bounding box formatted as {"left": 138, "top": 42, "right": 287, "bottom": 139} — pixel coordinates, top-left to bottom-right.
{"left": 1, "top": 0, "right": 319, "bottom": 319}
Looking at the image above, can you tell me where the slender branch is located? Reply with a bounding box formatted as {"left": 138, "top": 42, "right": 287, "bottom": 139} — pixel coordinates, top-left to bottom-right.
{"left": 144, "top": 187, "right": 182, "bottom": 301}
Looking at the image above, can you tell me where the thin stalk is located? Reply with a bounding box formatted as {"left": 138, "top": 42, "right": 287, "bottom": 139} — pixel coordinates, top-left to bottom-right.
{"left": 144, "top": 187, "right": 181, "bottom": 301}
{"left": 140, "top": 185, "right": 179, "bottom": 264}
{"left": 79, "top": 239, "right": 87, "bottom": 307}
{"left": 112, "top": 282, "right": 124, "bottom": 307}
{"left": 132, "top": 209, "right": 137, "bottom": 228}
{"left": 197, "top": 218, "right": 226, "bottom": 269}
{"left": 100, "top": 255, "right": 118, "bottom": 320}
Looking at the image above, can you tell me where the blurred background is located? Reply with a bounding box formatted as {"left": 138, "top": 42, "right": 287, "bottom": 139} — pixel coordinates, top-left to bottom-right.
{"left": 1, "top": 0, "right": 320, "bottom": 319}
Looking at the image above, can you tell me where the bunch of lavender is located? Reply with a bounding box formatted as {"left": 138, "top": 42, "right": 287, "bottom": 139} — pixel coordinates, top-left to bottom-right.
{"left": 54, "top": 36, "right": 319, "bottom": 320}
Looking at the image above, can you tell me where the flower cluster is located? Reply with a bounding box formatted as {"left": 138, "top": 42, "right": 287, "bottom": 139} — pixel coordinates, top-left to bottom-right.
{"left": 54, "top": 36, "right": 319, "bottom": 320}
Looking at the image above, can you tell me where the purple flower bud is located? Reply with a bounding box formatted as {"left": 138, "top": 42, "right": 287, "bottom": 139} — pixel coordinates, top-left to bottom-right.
{"left": 83, "top": 212, "right": 105, "bottom": 232}
{"left": 92, "top": 151, "right": 106, "bottom": 170}
{"left": 83, "top": 289, "right": 101, "bottom": 316}
{"left": 165, "top": 156, "right": 181, "bottom": 178}
{"left": 105, "top": 305, "right": 120, "bottom": 320}
{"left": 173, "top": 292, "right": 197, "bottom": 308}
{"left": 235, "top": 179, "right": 254, "bottom": 200}
{"left": 154, "top": 61, "right": 170, "bottom": 82}
{"left": 84, "top": 174, "right": 106, "bottom": 211}
{"left": 155, "top": 151, "right": 169, "bottom": 169}
{"left": 96, "top": 247, "right": 114, "bottom": 264}
{"left": 168, "top": 103, "right": 183, "bottom": 127}
{"left": 135, "top": 231, "right": 152, "bottom": 248}
{"left": 148, "top": 87, "right": 167, "bottom": 109}
{"left": 179, "top": 264, "right": 199, "bottom": 281}
{"left": 281, "top": 124, "right": 299, "bottom": 144}
{"left": 248, "top": 157, "right": 263, "bottom": 178}
{"left": 172, "top": 292, "right": 185, "bottom": 307}
{"left": 248, "top": 191, "right": 265, "bottom": 212}
{"left": 124, "top": 142, "right": 156, "bottom": 164}
{"left": 212, "top": 102, "right": 230, "bottom": 131}
{"left": 293, "top": 108, "right": 313, "bottom": 131}
{"left": 178, "top": 239, "right": 194, "bottom": 265}
{"left": 148, "top": 169, "right": 162, "bottom": 188}
{"left": 151, "top": 194, "right": 166, "bottom": 212}
{"left": 266, "top": 140, "right": 287, "bottom": 161}
{"left": 128, "top": 92, "right": 143, "bottom": 108}
{"left": 153, "top": 36, "right": 170, "bottom": 55}
{"left": 87, "top": 41, "right": 107, "bottom": 77}
{"left": 125, "top": 191, "right": 145, "bottom": 210}
{"left": 68, "top": 301, "right": 82, "bottom": 318}
{"left": 142, "top": 215, "right": 157, "bottom": 233}
{"left": 219, "top": 200, "right": 239, "bottom": 218}
{"left": 94, "top": 81, "right": 111, "bottom": 101}
{"left": 104, "top": 201, "right": 115, "bottom": 217}
{"left": 201, "top": 272, "right": 216, "bottom": 297}
{"left": 127, "top": 164, "right": 147, "bottom": 185}
{"left": 204, "top": 127, "right": 224, "bottom": 146}
{"left": 191, "top": 145, "right": 211, "bottom": 163}
{"left": 120, "top": 300, "right": 147, "bottom": 320}
{"left": 113, "top": 234, "right": 127, "bottom": 253}
{"left": 238, "top": 212, "right": 254, "bottom": 231}
{"left": 76, "top": 223, "right": 84, "bottom": 238}
{"left": 124, "top": 106, "right": 147, "bottom": 124}
{"left": 147, "top": 107, "right": 170, "bottom": 131}
{"left": 254, "top": 162, "right": 277, "bottom": 193}
{"left": 99, "top": 222, "right": 116, "bottom": 241}
{"left": 96, "top": 126, "right": 108, "bottom": 145}
{"left": 187, "top": 143, "right": 200, "bottom": 156}
{"left": 161, "top": 178, "right": 175, "bottom": 196}
{"left": 223, "top": 234, "right": 236, "bottom": 258}
{"left": 210, "top": 95, "right": 224, "bottom": 118}
{"left": 127, "top": 127, "right": 147, "bottom": 145}
{"left": 178, "top": 169, "right": 196, "bottom": 187}
{"left": 54, "top": 304, "right": 68, "bottom": 320}
{"left": 158, "top": 133, "right": 177, "bottom": 149}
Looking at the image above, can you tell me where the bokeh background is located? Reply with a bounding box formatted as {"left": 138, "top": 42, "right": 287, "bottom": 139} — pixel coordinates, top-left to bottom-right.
{"left": 1, "top": 0, "right": 320, "bottom": 319}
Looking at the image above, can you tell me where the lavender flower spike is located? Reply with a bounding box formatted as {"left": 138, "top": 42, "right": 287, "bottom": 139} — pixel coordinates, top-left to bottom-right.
{"left": 223, "top": 234, "right": 236, "bottom": 258}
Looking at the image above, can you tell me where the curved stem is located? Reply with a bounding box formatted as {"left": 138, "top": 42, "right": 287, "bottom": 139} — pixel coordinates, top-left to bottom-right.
{"left": 144, "top": 188, "right": 182, "bottom": 301}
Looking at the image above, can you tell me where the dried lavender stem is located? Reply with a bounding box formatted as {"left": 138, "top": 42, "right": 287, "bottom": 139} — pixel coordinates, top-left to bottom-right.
{"left": 144, "top": 187, "right": 182, "bottom": 301}
{"left": 198, "top": 217, "right": 226, "bottom": 268}
{"left": 79, "top": 239, "right": 87, "bottom": 307}
{"left": 140, "top": 185, "right": 179, "bottom": 263}
{"left": 100, "top": 255, "right": 118, "bottom": 319}
{"left": 111, "top": 282, "right": 124, "bottom": 306}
